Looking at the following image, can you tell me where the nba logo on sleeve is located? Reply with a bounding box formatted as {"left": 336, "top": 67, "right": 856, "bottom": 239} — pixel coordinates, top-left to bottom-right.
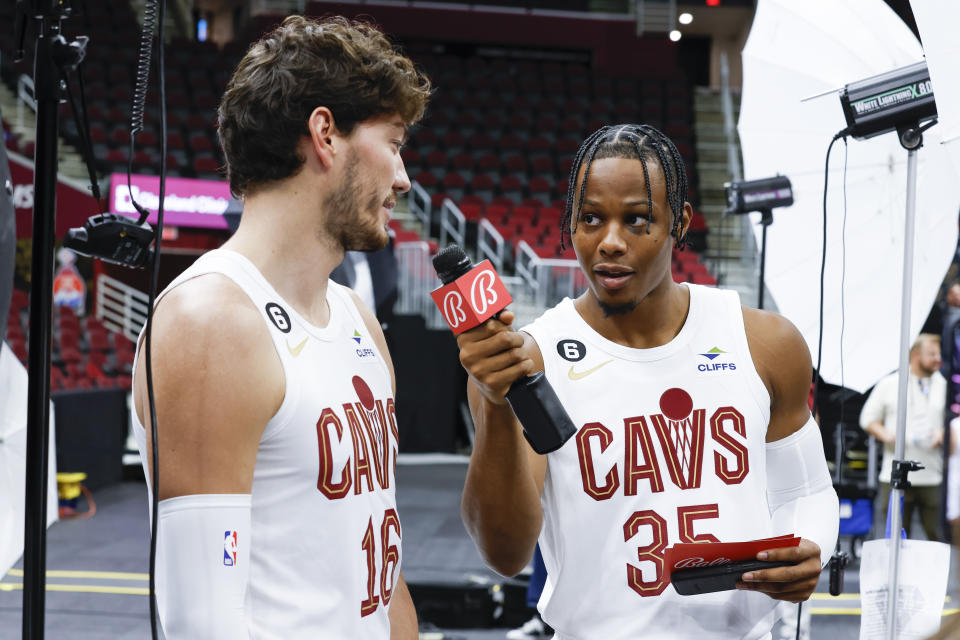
{"left": 223, "top": 531, "right": 238, "bottom": 566}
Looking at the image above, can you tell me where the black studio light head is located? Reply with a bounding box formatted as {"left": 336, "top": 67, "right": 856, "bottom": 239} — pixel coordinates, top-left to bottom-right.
{"left": 724, "top": 176, "right": 794, "bottom": 216}
{"left": 839, "top": 60, "right": 937, "bottom": 144}
{"left": 63, "top": 213, "right": 154, "bottom": 268}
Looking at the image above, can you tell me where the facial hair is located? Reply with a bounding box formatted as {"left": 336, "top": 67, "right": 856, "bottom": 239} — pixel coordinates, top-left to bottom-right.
{"left": 321, "top": 150, "right": 389, "bottom": 252}
{"left": 598, "top": 299, "right": 639, "bottom": 318}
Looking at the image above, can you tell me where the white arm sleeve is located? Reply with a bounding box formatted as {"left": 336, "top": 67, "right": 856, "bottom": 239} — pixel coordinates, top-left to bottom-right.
{"left": 156, "top": 494, "right": 252, "bottom": 639}
{"left": 766, "top": 417, "right": 839, "bottom": 566}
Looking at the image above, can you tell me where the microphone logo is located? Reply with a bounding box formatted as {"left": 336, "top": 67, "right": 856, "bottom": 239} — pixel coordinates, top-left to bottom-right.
{"left": 470, "top": 269, "right": 499, "bottom": 317}
{"left": 442, "top": 291, "right": 467, "bottom": 328}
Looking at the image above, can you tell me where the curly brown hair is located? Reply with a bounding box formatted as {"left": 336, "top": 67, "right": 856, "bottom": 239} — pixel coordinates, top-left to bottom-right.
{"left": 217, "top": 15, "right": 431, "bottom": 197}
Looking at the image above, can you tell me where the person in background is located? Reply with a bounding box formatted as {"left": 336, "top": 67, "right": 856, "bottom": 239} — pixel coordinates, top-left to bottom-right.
{"left": 860, "top": 334, "right": 952, "bottom": 540}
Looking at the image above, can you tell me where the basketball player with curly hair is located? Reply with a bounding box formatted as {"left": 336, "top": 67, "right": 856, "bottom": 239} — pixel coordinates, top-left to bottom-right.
{"left": 456, "top": 124, "right": 839, "bottom": 639}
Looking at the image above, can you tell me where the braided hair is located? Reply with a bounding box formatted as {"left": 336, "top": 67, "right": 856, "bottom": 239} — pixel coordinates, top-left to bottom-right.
{"left": 561, "top": 124, "right": 689, "bottom": 249}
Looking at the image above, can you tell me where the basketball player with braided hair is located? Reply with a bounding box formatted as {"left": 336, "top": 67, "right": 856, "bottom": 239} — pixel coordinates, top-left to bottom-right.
{"left": 131, "top": 15, "right": 429, "bottom": 639}
{"left": 456, "top": 124, "right": 839, "bottom": 638}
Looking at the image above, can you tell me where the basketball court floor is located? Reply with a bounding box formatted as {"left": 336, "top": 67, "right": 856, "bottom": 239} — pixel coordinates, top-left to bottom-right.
{"left": 0, "top": 457, "right": 955, "bottom": 639}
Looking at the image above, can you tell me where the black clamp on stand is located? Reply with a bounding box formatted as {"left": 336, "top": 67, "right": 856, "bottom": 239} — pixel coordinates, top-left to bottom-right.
{"left": 13, "top": 2, "right": 90, "bottom": 639}
{"left": 895, "top": 119, "right": 938, "bottom": 152}
{"left": 891, "top": 459, "right": 924, "bottom": 490}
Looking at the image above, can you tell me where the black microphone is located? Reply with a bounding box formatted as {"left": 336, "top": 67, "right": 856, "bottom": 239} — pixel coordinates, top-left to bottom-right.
{"left": 433, "top": 245, "right": 577, "bottom": 454}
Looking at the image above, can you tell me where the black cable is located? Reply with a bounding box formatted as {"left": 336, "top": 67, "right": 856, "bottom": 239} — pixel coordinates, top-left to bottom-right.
{"left": 126, "top": 0, "right": 161, "bottom": 224}
{"left": 122, "top": 1, "right": 165, "bottom": 637}
{"left": 60, "top": 71, "right": 102, "bottom": 208}
{"left": 145, "top": 5, "right": 167, "bottom": 636}
{"left": 811, "top": 131, "right": 847, "bottom": 422}
{"left": 795, "top": 601, "right": 802, "bottom": 640}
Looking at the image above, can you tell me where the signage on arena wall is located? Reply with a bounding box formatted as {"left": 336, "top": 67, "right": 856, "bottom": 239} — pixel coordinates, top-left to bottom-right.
{"left": 8, "top": 152, "right": 100, "bottom": 238}
{"left": 110, "top": 173, "right": 230, "bottom": 230}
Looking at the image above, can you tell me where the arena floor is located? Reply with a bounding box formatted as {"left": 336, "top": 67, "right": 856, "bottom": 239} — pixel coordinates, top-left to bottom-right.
{"left": 0, "top": 457, "right": 955, "bottom": 639}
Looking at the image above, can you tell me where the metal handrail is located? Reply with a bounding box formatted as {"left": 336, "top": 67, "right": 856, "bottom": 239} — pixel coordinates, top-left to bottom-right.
{"left": 514, "top": 240, "right": 541, "bottom": 292}
{"left": 514, "top": 240, "right": 583, "bottom": 308}
{"left": 96, "top": 274, "right": 150, "bottom": 342}
{"left": 16, "top": 74, "right": 36, "bottom": 133}
{"left": 439, "top": 197, "right": 466, "bottom": 250}
{"left": 408, "top": 180, "right": 431, "bottom": 237}
{"left": 477, "top": 217, "right": 505, "bottom": 272}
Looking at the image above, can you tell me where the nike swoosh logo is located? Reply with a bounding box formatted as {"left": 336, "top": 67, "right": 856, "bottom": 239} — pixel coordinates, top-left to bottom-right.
{"left": 286, "top": 337, "right": 308, "bottom": 357}
{"left": 567, "top": 360, "right": 614, "bottom": 381}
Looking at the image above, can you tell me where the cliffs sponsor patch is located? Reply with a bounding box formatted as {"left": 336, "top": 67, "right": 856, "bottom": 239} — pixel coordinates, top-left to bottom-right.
{"left": 698, "top": 346, "right": 736, "bottom": 372}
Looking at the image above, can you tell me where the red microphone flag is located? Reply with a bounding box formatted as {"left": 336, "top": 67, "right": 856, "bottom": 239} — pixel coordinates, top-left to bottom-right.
{"left": 430, "top": 259, "right": 513, "bottom": 335}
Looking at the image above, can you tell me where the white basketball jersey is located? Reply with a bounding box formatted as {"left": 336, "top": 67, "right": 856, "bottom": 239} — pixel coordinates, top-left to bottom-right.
{"left": 522, "top": 284, "right": 779, "bottom": 640}
{"left": 132, "top": 249, "right": 400, "bottom": 639}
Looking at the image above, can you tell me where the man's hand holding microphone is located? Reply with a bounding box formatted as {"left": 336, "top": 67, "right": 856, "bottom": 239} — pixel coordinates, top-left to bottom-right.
{"left": 431, "top": 245, "right": 576, "bottom": 454}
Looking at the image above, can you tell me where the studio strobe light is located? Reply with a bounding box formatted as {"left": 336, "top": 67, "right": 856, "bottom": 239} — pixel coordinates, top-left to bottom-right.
{"left": 723, "top": 175, "right": 794, "bottom": 309}
{"left": 839, "top": 60, "right": 938, "bottom": 147}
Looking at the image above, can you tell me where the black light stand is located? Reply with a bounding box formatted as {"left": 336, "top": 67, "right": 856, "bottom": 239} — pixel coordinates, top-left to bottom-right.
{"left": 13, "top": 1, "right": 88, "bottom": 638}
{"left": 757, "top": 208, "right": 773, "bottom": 309}
{"left": 723, "top": 175, "right": 794, "bottom": 309}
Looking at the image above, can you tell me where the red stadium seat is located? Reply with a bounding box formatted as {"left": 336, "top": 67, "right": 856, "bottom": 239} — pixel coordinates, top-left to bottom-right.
{"left": 88, "top": 331, "right": 110, "bottom": 352}
{"left": 529, "top": 177, "right": 553, "bottom": 200}
{"left": 441, "top": 173, "right": 467, "bottom": 202}
{"left": 60, "top": 347, "right": 83, "bottom": 364}
{"left": 539, "top": 207, "right": 563, "bottom": 225}
{"left": 442, "top": 130, "right": 466, "bottom": 154}
{"left": 468, "top": 134, "right": 496, "bottom": 153}
{"left": 498, "top": 134, "right": 523, "bottom": 154}
{"left": 189, "top": 135, "right": 214, "bottom": 154}
{"left": 6, "top": 322, "right": 24, "bottom": 341}
{"left": 166, "top": 132, "right": 185, "bottom": 151}
{"left": 10, "top": 338, "right": 27, "bottom": 363}
{"left": 512, "top": 206, "right": 537, "bottom": 223}
{"left": 469, "top": 174, "right": 496, "bottom": 203}
{"left": 531, "top": 157, "right": 554, "bottom": 180}
{"left": 425, "top": 150, "right": 448, "bottom": 177}
{"left": 58, "top": 329, "right": 79, "bottom": 351}
{"left": 110, "top": 128, "right": 131, "bottom": 146}
{"left": 486, "top": 204, "right": 511, "bottom": 223}
{"left": 504, "top": 155, "right": 527, "bottom": 174}
{"left": 499, "top": 175, "right": 525, "bottom": 201}
{"left": 85, "top": 361, "right": 104, "bottom": 380}
{"left": 452, "top": 153, "right": 475, "bottom": 176}
{"left": 476, "top": 154, "right": 501, "bottom": 174}
{"left": 11, "top": 289, "right": 28, "bottom": 310}
{"left": 430, "top": 193, "right": 451, "bottom": 209}
{"left": 413, "top": 172, "right": 438, "bottom": 189}
{"left": 400, "top": 148, "right": 421, "bottom": 172}
{"left": 460, "top": 195, "right": 486, "bottom": 209}
{"left": 526, "top": 136, "right": 552, "bottom": 156}
{"left": 193, "top": 157, "right": 220, "bottom": 177}
{"left": 556, "top": 136, "right": 580, "bottom": 155}
{"left": 112, "top": 332, "right": 134, "bottom": 352}
{"left": 459, "top": 204, "right": 483, "bottom": 222}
